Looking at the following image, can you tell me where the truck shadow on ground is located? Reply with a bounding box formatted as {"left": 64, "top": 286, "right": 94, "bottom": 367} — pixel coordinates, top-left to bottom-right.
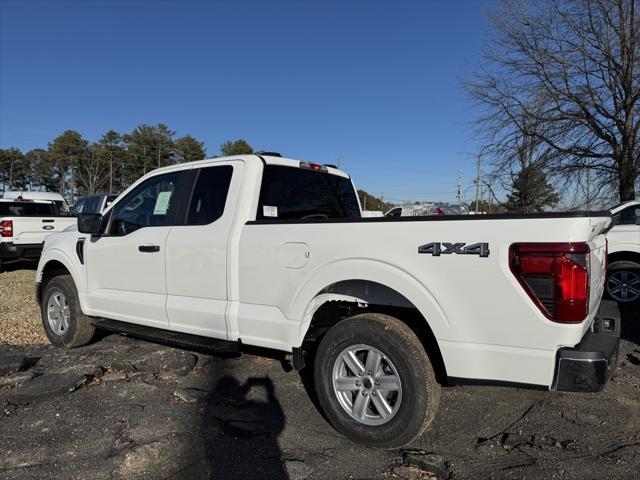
{"left": 202, "top": 375, "right": 287, "bottom": 480}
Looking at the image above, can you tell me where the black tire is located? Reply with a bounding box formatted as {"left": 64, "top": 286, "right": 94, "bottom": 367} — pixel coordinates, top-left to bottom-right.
{"left": 605, "top": 261, "right": 640, "bottom": 304}
{"left": 41, "top": 274, "right": 95, "bottom": 348}
{"left": 314, "top": 313, "right": 440, "bottom": 449}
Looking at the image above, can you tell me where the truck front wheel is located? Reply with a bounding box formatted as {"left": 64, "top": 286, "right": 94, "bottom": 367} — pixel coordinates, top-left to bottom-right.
{"left": 314, "top": 313, "right": 440, "bottom": 448}
{"left": 41, "top": 274, "right": 95, "bottom": 348}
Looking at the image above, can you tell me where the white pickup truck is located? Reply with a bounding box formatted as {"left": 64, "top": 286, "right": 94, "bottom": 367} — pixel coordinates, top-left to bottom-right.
{"left": 606, "top": 200, "right": 640, "bottom": 303}
{"left": 0, "top": 200, "right": 76, "bottom": 270}
{"left": 35, "top": 154, "right": 620, "bottom": 448}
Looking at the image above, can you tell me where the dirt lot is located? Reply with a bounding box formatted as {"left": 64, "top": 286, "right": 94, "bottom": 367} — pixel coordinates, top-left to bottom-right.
{"left": 1, "top": 264, "right": 639, "bottom": 479}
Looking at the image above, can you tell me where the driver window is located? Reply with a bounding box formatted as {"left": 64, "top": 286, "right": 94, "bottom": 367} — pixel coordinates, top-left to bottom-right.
{"left": 109, "top": 172, "right": 180, "bottom": 236}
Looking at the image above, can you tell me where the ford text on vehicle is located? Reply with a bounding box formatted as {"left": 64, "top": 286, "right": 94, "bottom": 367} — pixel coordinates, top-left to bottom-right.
{"left": 35, "top": 155, "right": 619, "bottom": 448}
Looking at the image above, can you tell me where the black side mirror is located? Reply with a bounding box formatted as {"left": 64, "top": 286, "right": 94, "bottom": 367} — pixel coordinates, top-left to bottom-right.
{"left": 78, "top": 213, "right": 103, "bottom": 235}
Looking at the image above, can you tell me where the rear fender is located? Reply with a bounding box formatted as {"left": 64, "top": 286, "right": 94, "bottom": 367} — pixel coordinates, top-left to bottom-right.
{"left": 291, "top": 258, "right": 450, "bottom": 347}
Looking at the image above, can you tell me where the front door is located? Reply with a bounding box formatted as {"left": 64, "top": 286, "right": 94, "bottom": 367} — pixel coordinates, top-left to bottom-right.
{"left": 84, "top": 170, "right": 184, "bottom": 328}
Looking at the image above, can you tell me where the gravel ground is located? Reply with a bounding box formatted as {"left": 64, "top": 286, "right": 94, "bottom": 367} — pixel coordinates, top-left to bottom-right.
{"left": 0, "top": 263, "right": 47, "bottom": 346}
{"left": 0, "top": 262, "right": 638, "bottom": 479}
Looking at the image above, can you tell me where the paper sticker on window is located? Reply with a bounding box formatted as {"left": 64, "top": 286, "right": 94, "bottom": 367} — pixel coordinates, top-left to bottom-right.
{"left": 263, "top": 205, "right": 278, "bottom": 217}
{"left": 153, "top": 191, "right": 173, "bottom": 215}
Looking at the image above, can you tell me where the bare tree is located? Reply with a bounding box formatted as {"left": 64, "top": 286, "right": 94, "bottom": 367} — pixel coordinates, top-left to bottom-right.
{"left": 77, "top": 145, "right": 110, "bottom": 195}
{"left": 467, "top": 0, "right": 640, "bottom": 204}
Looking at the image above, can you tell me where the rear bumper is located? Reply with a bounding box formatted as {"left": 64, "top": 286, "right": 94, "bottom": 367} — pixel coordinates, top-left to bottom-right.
{"left": 0, "top": 241, "right": 43, "bottom": 261}
{"left": 552, "top": 299, "right": 620, "bottom": 392}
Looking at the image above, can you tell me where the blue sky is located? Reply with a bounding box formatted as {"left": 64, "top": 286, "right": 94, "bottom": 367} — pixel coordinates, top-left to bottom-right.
{"left": 0, "top": 0, "right": 491, "bottom": 203}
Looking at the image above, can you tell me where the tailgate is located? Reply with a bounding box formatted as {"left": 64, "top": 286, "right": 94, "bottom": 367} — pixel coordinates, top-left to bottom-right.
{"left": 12, "top": 217, "right": 74, "bottom": 244}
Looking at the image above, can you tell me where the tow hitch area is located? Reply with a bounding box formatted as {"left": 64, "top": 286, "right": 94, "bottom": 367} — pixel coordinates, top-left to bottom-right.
{"left": 553, "top": 300, "right": 621, "bottom": 392}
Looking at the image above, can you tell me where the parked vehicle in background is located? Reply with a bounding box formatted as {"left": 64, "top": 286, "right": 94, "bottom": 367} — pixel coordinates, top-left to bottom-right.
{"left": 0, "top": 199, "right": 76, "bottom": 270}
{"left": 70, "top": 193, "right": 118, "bottom": 216}
{"left": 606, "top": 200, "right": 640, "bottom": 303}
{"left": 2, "top": 191, "right": 70, "bottom": 215}
{"left": 36, "top": 154, "right": 617, "bottom": 448}
{"left": 385, "top": 202, "right": 469, "bottom": 217}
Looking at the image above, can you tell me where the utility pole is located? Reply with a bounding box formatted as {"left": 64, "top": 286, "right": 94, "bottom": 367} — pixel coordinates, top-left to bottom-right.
{"left": 474, "top": 156, "right": 481, "bottom": 213}
{"left": 456, "top": 169, "right": 463, "bottom": 206}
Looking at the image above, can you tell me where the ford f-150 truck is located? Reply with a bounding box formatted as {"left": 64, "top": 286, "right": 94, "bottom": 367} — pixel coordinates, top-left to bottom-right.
{"left": 35, "top": 154, "right": 619, "bottom": 448}
{"left": 0, "top": 199, "right": 76, "bottom": 270}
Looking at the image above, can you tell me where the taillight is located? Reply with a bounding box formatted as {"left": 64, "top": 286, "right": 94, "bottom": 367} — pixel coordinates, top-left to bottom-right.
{"left": 0, "top": 220, "right": 13, "bottom": 237}
{"left": 510, "top": 243, "right": 590, "bottom": 323}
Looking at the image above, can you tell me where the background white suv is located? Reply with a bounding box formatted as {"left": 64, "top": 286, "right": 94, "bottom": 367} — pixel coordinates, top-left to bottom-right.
{"left": 607, "top": 200, "right": 640, "bottom": 303}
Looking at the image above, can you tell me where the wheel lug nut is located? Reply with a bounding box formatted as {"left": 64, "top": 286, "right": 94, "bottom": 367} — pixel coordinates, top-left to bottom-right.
{"left": 358, "top": 370, "right": 363, "bottom": 376}
{"left": 362, "top": 390, "right": 368, "bottom": 396}
{"left": 355, "top": 381, "right": 361, "bottom": 387}
{"left": 375, "top": 381, "right": 380, "bottom": 386}
{"left": 371, "top": 391, "right": 377, "bottom": 396}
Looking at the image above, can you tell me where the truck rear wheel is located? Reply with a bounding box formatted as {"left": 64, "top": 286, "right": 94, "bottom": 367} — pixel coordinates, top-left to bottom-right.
{"left": 314, "top": 313, "right": 440, "bottom": 448}
{"left": 41, "top": 274, "right": 95, "bottom": 348}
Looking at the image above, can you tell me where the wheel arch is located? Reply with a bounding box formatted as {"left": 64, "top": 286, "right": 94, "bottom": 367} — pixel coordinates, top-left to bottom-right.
{"left": 607, "top": 250, "right": 640, "bottom": 269}
{"left": 295, "top": 272, "right": 449, "bottom": 382}
{"left": 37, "top": 251, "right": 81, "bottom": 305}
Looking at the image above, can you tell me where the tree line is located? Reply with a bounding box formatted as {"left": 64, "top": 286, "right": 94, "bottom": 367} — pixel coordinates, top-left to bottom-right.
{"left": 0, "top": 124, "right": 255, "bottom": 200}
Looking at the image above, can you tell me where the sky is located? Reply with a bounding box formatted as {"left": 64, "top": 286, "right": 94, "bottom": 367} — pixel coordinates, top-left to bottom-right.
{"left": 0, "top": 0, "right": 492, "bottom": 204}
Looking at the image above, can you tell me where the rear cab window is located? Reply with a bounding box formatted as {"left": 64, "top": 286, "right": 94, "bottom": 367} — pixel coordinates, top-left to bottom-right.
{"left": 256, "top": 164, "right": 361, "bottom": 220}
{"left": 0, "top": 202, "right": 57, "bottom": 217}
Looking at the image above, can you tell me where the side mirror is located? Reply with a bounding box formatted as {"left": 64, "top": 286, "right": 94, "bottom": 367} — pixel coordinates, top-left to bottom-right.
{"left": 78, "top": 213, "right": 103, "bottom": 235}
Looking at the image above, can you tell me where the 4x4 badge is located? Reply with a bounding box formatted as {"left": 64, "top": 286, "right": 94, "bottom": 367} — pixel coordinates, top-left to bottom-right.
{"left": 418, "top": 242, "right": 490, "bottom": 258}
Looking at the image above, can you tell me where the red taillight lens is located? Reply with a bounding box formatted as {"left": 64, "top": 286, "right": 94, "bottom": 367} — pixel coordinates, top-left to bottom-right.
{"left": 510, "top": 243, "right": 590, "bottom": 323}
{"left": 0, "top": 220, "right": 13, "bottom": 237}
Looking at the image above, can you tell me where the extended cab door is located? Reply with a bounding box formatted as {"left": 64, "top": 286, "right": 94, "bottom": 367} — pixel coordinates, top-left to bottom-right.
{"left": 165, "top": 161, "right": 241, "bottom": 339}
{"left": 84, "top": 170, "right": 186, "bottom": 328}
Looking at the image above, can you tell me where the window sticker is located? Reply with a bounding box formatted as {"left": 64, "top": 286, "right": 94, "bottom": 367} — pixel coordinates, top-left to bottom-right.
{"left": 153, "top": 191, "right": 173, "bottom": 215}
{"left": 263, "top": 205, "right": 278, "bottom": 217}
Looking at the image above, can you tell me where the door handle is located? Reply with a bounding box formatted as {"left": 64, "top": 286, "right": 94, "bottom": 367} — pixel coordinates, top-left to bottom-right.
{"left": 138, "top": 245, "right": 160, "bottom": 253}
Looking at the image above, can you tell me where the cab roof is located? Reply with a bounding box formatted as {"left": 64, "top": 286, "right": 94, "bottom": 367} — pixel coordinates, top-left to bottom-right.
{"left": 150, "top": 154, "right": 350, "bottom": 179}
